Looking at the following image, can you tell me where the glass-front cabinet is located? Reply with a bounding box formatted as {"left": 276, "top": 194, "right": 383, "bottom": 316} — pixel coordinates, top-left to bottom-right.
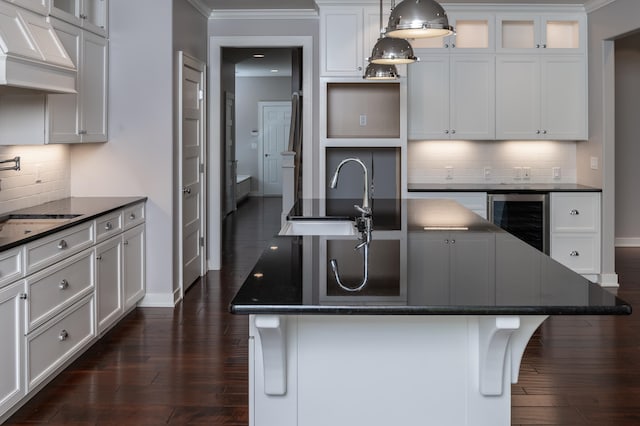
{"left": 410, "top": 13, "right": 495, "bottom": 52}
{"left": 49, "top": 0, "right": 107, "bottom": 36}
{"left": 496, "top": 14, "right": 585, "bottom": 53}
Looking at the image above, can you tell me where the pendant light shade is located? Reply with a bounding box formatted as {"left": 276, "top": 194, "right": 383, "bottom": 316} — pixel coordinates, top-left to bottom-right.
{"left": 369, "top": 36, "right": 417, "bottom": 64}
{"left": 363, "top": 63, "right": 399, "bottom": 80}
{"left": 386, "top": 0, "right": 454, "bottom": 39}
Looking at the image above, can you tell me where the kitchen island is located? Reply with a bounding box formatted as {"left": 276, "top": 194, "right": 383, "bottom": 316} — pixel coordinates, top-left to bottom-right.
{"left": 230, "top": 199, "right": 630, "bottom": 426}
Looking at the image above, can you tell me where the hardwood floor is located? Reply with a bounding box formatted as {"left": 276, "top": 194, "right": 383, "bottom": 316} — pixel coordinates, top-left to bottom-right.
{"left": 6, "top": 196, "right": 640, "bottom": 425}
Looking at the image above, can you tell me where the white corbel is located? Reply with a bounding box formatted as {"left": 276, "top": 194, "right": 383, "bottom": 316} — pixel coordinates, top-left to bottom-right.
{"left": 478, "top": 316, "right": 520, "bottom": 396}
{"left": 255, "top": 315, "right": 287, "bottom": 396}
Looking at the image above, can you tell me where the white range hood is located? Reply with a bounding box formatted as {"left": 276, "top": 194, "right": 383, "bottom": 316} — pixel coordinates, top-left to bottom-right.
{"left": 0, "top": 1, "right": 76, "bottom": 93}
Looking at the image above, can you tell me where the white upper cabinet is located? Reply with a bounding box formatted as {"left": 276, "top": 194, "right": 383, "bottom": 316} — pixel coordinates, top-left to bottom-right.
{"left": 496, "top": 55, "right": 586, "bottom": 140}
{"left": 5, "top": 0, "right": 48, "bottom": 15}
{"left": 411, "top": 13, "right": 495, "bottom": 53}
{"left": 48, "top": 18, "right": 108, "bottom": 143}
{"left": 496, "top": 13, "right": 585, "bottom": 53}
{"left": 320, "top": 5, "right": 389, "bottom": 77}
{"left": 49, "top": 0, "right": 107, "bottom": 36}
{"left": 408, "top": 54, "right": 495, "bottom": 140}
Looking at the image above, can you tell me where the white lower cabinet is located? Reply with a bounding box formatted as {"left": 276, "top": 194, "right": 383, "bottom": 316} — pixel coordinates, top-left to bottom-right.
{"left": 0, "top": 281, "right": 26, "bottom": 419}
{"left": 550, "top": 192, "right": 601, "bottom": 279}
{"left": 96, "top": 236, "right": 123, "bottom": 334}
{"left": 26, "top": 295, "right": 95, "bottom": 390}
{"left": 123, "top": 225, "right": 145, "bottom": 310}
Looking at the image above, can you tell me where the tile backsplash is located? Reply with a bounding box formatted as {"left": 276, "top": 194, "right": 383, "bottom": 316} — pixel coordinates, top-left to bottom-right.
{"left": 0, "top": 145, "right": 70, "bottom": 215}
{"left": 408, "top": 140, "right": 577, "bottom": 184}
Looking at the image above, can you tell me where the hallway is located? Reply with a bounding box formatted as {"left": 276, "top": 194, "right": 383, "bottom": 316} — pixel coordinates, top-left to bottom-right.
{"left": 6, "top": 196, "right": 640, "bottom": 425}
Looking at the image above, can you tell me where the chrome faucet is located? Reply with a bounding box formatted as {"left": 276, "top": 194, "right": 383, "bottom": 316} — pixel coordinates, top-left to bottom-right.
{"left": 329, "top": 157, "right": 371, "bottom": 216}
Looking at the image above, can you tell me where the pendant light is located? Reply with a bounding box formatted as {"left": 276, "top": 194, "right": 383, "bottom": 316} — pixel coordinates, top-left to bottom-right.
{"left": 363, "top": 63, "right": 399, "bottom": 80}
{"left": 369, "top": 0, "right": 416, "bottom": 64}
{"left": 386, "top": 0, "right": 454, "bottom": 39}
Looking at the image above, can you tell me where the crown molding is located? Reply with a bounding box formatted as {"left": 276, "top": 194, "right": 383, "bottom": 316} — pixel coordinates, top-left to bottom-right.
{"left": 186, "top": 0, "right": 212, "bottom": 18}
{"left": 584, "top": 0, "right": 617, "bottom": 13}
{"left": 210, "top": 8, "right": 319, "bottom": 20}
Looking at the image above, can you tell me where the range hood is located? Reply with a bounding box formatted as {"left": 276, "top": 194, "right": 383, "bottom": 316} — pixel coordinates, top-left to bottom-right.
{"left": 0, "top": 2, "right": 76, "bottom": 93}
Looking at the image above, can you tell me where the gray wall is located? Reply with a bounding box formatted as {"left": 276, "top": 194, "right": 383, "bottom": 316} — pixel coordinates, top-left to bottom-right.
{"left": 615, "top": 32, "right": 640, "bottom": 241}
{"left": 587, "top": 0, "right": 640, "bottom": 283}
{"left": 235, "top": 76, "right": 292, "bottom": 193}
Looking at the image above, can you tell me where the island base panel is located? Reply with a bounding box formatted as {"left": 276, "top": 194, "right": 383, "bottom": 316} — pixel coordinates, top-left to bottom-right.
{"left": 249, "top": 314, "right": 547, "bottom": 426}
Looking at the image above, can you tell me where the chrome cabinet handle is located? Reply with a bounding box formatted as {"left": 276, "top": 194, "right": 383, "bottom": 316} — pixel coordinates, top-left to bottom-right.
{"left": 129, "top": 213, "right": 136, "bottom": 220}
{"left": 124, "top": 240, "right": 129, "bottom": 246}
{"left": 57, "top": 240, "right": 68, "bottom": 250}
{"left": 105, "top": 222, "right": 113, "bottom": 231}
{"left": 59, "top": 330, "right": 69, "bottom": 341}
{"left": 444, "top": 130, "right": 449, "bottom": 134}
{"left": 78, "top": 130, "right": 87, "bottom": 135}
{"left": 451, "top": 129, "right": 456, "bottom": 134}
{"left": 570, "top": 251, "right": 580, "bottom": 257}
{"left": 444, "top": 43, "right": 449, "bottom": 48}
{"left": 451, "top": 43, "right": 456, "bottom": 48}
{"left": 183, "top": 187, "right": 191, "bottom": 194}
{"left": 96, "top": 255, "right": 102, "bottom": 261}
{"left": 542, "top": 130, "right": 547, "bottom": 134}
{"left": 536, "top": 44, "right": 541, "bottom": 48}
{"left": 569, "top": 209, "right": 580, "bottom": 215}
{"left": 536, "top": 130, "right": 541, "bottom": 134}
{"left": 543, "top": 44, "right": 547, "bottom": 48}
{"left": 59, "top": 279, "right": 69, "bottom": 290}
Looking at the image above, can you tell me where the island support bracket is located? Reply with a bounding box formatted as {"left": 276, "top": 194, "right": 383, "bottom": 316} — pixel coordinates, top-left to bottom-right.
{"left": 255, "top": 315, "right": 287, "bottom": 396}
{"left": 478, "top": 315, "right": 548, "bottom": 396}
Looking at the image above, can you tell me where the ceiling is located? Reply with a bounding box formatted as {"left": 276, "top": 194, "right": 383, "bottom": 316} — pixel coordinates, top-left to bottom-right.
{"left": 225, "top": 48, "right": 293, "bottom": 77}
{"left": 203, "top": 0, "right": 587, "bottom": 9}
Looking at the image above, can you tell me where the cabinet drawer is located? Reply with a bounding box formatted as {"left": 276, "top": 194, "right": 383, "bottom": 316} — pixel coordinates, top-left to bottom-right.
{"left": 0, "top": 246, "right": 24, "bottom": 288}
{"left": 551, "top": 193, "right": 600, "bottom": 232}
{"left": 26, "top": 250, "right": 95, "bottom": 332}
{"left": 96, "top": 211, "right": 123, "bottom": 242}
{"left": 26, "top": 295, "right": 95, "bottom": 390}
{"left": 551, "top": 234, "right": 600, "bottom": 274}
{"left": 25, "top": 222, "right": 95, "bottom": 274}
{"left": 123, "top": 203, "right": 145, "bottom": 230}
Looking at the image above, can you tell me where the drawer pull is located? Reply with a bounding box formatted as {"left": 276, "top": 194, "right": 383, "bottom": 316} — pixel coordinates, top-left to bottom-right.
{"left": 570, "top": 251, "right": 580, "bottom": 257}
{"left": 569, "top": 209, "right": 580, "bottom": 216}
{"left": 59, "top": 330, "right": 69, "bottom": 341}
{"left": 105, "top": 222, "right": 113, "bottom": 231}
{"left": 129, "top": 213, "right": 136, "bottom": 220}
{"left": 57, "top": 240, "right": 68, "bottom": 250}
{"left": 96, "top": 255, "right": 102, "bottom": 261}
{"left": 123, "top": 240, "right": 129, "bottom": 246}
{"left": 59, "top": 279, "right": 69, "bottom": 290}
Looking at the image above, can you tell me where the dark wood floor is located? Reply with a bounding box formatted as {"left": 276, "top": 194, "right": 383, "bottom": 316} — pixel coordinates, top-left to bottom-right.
{"left": 6, "top": 196, "right": 640, "bottom": 425}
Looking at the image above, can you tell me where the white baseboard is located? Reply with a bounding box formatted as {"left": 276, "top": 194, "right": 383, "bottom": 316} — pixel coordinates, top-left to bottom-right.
{"left": 138, "top": 292, "right": 176, "bottom": 308}
{"left": 615, "top": 238, "right": 640, "bottom": 247}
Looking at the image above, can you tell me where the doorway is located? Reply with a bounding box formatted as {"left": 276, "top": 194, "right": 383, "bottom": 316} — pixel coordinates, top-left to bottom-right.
{"left": 209, "top": 36, "right": 313, "bottom": 270}
{"left": 259, "top": 101, "right": 292, "bottom": 196}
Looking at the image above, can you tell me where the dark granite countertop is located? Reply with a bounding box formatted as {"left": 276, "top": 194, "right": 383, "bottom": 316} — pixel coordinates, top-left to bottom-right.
{"left": 0, "top": 197, "right": 147, "bottom": 251}
{"left": 408, "top": 183, "right": 601, "bottom": 193}
{"left": 231, "top": 199, "right": 630, "bottom": 316}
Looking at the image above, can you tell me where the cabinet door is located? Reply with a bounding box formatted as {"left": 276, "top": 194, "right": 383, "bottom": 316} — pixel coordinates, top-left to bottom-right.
{"left": 407, "top": 55, "right": 450, "bottom": 139}
{"left": 407, "top": 232, "right": 450, "bottom": 304}
{"left": 449, "top": 232, "right": 495, "bottom": 305}
{"left": 6, "top": 0, "right": 48, "bottom": 15}
{"left": 96, "top": 237, "right": 122, "bottom": 333}
{"left": 495, "top": 55, "right": 540, "bottom": 139}
{"left": 80, "top": 0, "right": 108, "bottom": 36}
{"left": 496, "top": 14, "right": 542, "bottom": 52}
{"left": 0, "top": 281, "right": 25, "bottom": 419}
{"left": 123, "top": 225, "right": 145, "bottom": 310}
{"left": 80, "top": 30, "right": 108, "bottom": 142}
{"left": 449, "top": 55, "right": 495, "bottom": 139}
{"left": 320, "top": 7, "right": 364, "bottom": 76}
{"left": 540, "top": 56, "right": 587, "bottom": 139}
{"left": 48, "top": 18, "right": 81, "bottom": 144}
{"left": 541, "top": 15, "right": 585, "bottom": 53}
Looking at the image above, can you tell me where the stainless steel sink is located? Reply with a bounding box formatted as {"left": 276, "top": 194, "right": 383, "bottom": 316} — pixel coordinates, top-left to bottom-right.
{"left": 0, "top": 214, "right": 81, "bottom": 238}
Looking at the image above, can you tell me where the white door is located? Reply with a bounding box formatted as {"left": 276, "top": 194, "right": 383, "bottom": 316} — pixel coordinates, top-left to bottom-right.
{"left": 260, "top": 102, "right": 291, "bottom": 196}
{"left": 178, "top": 52, "right": 206, "bottom": 294}
{"left": 224, "top": 93, "right": 236, "bottom": 215}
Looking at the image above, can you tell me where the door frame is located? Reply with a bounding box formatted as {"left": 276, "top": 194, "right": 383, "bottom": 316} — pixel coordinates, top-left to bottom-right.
{"left": 258, "top": 101, "right": 291, "bottom": 196}
{"left": 208, "top": 36, "right": 313, "bottom": 270}
{"left": 224, "top": 91, "right": 237, "bottom": 214}
{"left": 177, "top": 51, "right": 207, "bottom": 301}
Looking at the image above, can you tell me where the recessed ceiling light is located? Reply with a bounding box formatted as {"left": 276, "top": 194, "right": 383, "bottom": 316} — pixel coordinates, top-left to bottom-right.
{"left": 253, "top": 54, "right": 265, "bottom": 58}
{"left": 270, "top": 69, "right": 279, "bottom": 73}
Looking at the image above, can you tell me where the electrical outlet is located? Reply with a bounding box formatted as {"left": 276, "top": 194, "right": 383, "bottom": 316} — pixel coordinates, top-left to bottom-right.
{"left": 552, "top": 167, "right": 561, "bottom": 179}
{"left": 523, "top": 167, "right": 531, "bottom": 179}
{"left": 590, "top": 156, "right": 599, "bottom": 170}
{"left": 483, "top": 166, "right": 492, "bottom": 179}
{"left": 445, "top": 166, "right": 454, "bottom": 180}
{"left": 514, "top": 167, "right": 522, "bottom": 179}
{"left": 359, "top": 114, "right": 367, "bottom": 127}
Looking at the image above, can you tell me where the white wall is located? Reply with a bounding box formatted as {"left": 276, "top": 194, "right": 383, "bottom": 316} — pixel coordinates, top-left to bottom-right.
{"left": 408, "top": 140, "right": 577, "bottom": 184}
{"left": 614, "top": 32, "right": 640, "bottom": 244}
{"left": 587, "top": 0, "right": 640, "bottom": 284}
{"left": 71, "top": 0, "right": 175, "bottom": 306}
{"left": 235, "top": 76, "right": 292, "bottom": 193}
{"left": 0, "top": 145, "right": 70, "bottom": 214}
